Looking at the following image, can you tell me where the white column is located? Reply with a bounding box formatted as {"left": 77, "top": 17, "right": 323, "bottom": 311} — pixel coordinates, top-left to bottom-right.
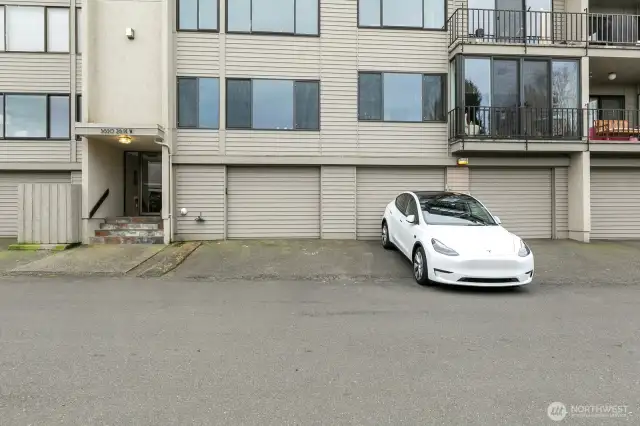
{"left": 568, "top": 151, "right": 590, "bottom": 242}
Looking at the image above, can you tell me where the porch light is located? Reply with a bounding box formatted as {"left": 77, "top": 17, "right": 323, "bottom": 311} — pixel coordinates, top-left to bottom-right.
{"left": 118, "top": 135, "right": 132, "bottom": 144}
{"left": 608, "top": 72, "right": 617, "bottom": 81}
{"left": 457, "top": 158, "right": 469, "bottom": 166}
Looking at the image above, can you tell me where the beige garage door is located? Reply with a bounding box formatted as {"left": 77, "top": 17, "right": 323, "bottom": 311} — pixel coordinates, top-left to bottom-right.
{"left": 227, "top": 167, "right": 321, "bottom": 239}
{"left": 591, "top": 168, "right": 640, "bottom": 239}
{"left": 356, "top": 167, "right": 445, "bottom": 240}
{"left": 470, "top": 168, "right": 552, "bottom": 239}
{"left": 0, "top": 172, "right": 71, "bottom": 237}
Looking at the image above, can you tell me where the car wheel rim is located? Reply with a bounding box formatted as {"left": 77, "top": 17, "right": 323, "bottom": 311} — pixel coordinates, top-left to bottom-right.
{"left": 381, "top": 225, "right": 388, "bottom": 245}
{"left": 414, "top": 252, "right": 423, "bottom": 280}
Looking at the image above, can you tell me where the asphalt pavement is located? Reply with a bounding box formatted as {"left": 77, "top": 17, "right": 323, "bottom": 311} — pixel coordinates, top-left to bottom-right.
{"left": 0, "top": 276, "right": 638, "bottom": 425}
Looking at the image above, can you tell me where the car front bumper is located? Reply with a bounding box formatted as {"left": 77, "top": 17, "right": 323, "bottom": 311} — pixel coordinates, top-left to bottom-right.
{"left": 428, "top": 253, "right": 535, "bottom": 287}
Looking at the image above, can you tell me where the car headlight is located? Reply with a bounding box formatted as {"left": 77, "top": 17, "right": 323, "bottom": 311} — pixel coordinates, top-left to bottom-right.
{"left": 518, "top": 239, "right": 531, "bottom": 257}
{"left": 431, "top": 239, "right": 459, "bottom": 256}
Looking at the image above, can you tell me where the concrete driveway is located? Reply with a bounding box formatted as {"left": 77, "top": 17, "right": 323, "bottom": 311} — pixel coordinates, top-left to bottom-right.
{"left": 169, "top": 239, "right": 640, "bottom": 286}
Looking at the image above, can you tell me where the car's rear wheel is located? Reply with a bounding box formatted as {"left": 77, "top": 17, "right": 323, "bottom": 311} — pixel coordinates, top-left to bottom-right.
{"left": 413, "top": 246, "right": 432, "bottom": 286}
{"left": 381, "top": 222, "right": 393, "bottom": 250}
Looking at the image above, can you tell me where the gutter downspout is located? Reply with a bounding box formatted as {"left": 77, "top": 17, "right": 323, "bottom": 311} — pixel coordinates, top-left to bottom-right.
{"left": 154, "top": 138, "right": 173, "bottom": 243}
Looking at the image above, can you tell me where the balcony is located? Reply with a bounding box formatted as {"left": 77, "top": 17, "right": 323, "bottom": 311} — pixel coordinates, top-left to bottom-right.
{"left": 448, "top": 106, "right": 640, "bottom": 153}
{"left": 448, "top": 8, "right": 640, "bottom": 55}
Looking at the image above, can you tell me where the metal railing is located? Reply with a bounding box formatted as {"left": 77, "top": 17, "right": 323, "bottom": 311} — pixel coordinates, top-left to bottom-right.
{"left": 449, "top": 106, "right": 583, "bottom": 141}
{"left": 448, "top": 8, "right": 640, "bottom": 48}
{"left": 586, "top": 109, "right": 640, "bottom": 141}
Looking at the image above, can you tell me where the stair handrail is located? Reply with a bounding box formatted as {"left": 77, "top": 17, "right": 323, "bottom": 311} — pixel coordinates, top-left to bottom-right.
{"left": 89, "top": 188, "right": 110, "bottom": 219}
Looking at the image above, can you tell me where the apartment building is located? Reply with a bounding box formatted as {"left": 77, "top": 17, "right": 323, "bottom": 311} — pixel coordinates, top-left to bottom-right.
{"left": 1, "top": 0, "right": 639, "bottom": 244}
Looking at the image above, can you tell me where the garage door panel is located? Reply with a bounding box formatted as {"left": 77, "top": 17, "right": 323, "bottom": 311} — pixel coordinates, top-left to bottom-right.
{"left": 470, "top": 169, "right": 552, "bottom": 239}
{"left": 227, "top": 167, "right": 320, "bottom": 239}
{"left": 591, "top": 168, "right": 640, "bottom": 239}
{"left": 356, "top": 168, "right": 445, "bottom": 240}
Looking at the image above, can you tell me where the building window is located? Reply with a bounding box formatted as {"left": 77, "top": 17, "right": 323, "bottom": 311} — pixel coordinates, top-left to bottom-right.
{"left": 177, "top": 77, "right": 220, "bottom": 129}
{"left": 227, "top": 0, "right": 319, "bottom": 36}
{"left": 226, "top": 78, "right": 320, "bottom": 130}
{"left": 2, "top": 94, "right": 70, "bottom": 139}
{"left": 358, "top": 72, "right": 446, "bottom": 122}
{"left": 76, "top": 8, "right": 83, "bottom": 53}
{"left": 1, "top": 6, "right": 70, "bottom": 53}
{"left": 358, "top": 0, "right": 445, "bottom": 30}
{"left": 178, "top": 0, "right": 218, "bottom": 31}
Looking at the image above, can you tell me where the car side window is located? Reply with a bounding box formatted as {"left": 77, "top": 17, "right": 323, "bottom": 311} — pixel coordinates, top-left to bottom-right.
{"left": 405, "top": 197, "right": 419, "bottom": 219}
{"left": 395, "top": 194, "right": 409, "bottom": 215}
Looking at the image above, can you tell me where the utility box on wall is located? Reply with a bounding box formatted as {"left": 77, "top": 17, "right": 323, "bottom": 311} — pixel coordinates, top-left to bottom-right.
{"left": 17, "top": 184, "right": 82, "bottom": 244}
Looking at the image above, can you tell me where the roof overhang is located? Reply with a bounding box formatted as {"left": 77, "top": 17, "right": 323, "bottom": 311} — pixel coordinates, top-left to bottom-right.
{"left": 75, "top": 123, "right": 165, "bottom": 148}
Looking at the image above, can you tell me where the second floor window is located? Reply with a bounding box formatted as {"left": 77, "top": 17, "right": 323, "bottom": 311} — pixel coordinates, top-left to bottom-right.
{"left": 178, "top": 0, "right": 218, "bottom": 31}
{"left": 358, "top": 72, "right": 446, "bottom": 122}
{"left": 177, "top": 77, "right": 220, "bottom": 129}
{"left": 0, "top": 94, "right": 70, "bottom": 139}
{"left": 227, "top": 0, "right": 319, "bottom": 36}
{"left": 0, "top": 6, "right": 70, "bottom": 52}
{"left": 358, "top": 0, "right": 445, "bottom": 30}
{"left": 226, "top": 78, "right": 320, "bottom": 130}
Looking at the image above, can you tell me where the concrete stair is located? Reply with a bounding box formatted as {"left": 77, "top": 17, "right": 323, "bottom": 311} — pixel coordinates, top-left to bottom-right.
{"left": 90, "top": 217, "right": 164, "bottom": 244}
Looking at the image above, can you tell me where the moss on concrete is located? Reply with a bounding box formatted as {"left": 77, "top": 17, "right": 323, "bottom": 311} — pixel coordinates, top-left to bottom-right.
{"left": 8, "top": 243, "right": 80, "bottom": 251}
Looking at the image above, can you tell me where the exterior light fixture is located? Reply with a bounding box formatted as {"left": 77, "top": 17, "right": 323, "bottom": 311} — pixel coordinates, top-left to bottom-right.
{"left": 457, "top": 158, "right": 469, "bottom": 166}
{"left": 608, "top": 72, "right": 617, "bottom": 81}
{"left": 118, "top": 135, "right": 132, "bottom": 144}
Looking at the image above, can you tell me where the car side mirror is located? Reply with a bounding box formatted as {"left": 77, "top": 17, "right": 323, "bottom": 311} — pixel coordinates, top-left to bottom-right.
{"left": 494, "top": 216, "right": 502, "bottom": 224}
{"left": 406, "top": 214, "right": 417, "bottom": 224}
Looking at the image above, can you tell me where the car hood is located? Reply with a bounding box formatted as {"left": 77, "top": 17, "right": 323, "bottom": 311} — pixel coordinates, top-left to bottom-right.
{"left": 427, "top": 225, "right": 520, "bottom": 256}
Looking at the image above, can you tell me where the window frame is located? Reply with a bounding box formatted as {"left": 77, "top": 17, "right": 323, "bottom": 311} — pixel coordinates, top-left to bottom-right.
{"left": 225, "top": 0, "right": 321, "bottom": 37}
{"left": 226, "top": 77, "right": 321, "bottom": 131}
{"left": 176, "top": 0, "right": 220, "bottom": 32}
{"left": 176, "top": 76, "right": 221, "bottom": 130}
{"left": 357, "top": 0, "right": 447, "bottom": 31}
{"left": 357, "top": 71, "right": 447, "bottom": 123}
{"left": 1, "top": 5, "right": 71, "bottom": 53}
{"left": 1, "top": 92, "right": 72, "bottom": 140}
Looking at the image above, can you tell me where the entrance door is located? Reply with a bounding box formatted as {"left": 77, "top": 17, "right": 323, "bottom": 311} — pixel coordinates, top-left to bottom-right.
{"left": 124, "top": 152, "right": 162, "bottom": 216}
{"left": 496, "top": 0, "right": 523, "bottom": 42}
{"left": 522, "top": 60, "right": 550, "bottom": 137}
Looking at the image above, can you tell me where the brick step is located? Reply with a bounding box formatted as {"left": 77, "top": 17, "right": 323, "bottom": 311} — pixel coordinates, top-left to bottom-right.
{"left": 100, "top": 223, "right": 162, "bottom": 230}
{"left": 90, "top": 236, "right": 164, "bottom": 245}
{"left": 105, "top": 216, "right": 163, "bottom": 224}
{"left": 95, "top": 230, "right": 164, "bottom": 237}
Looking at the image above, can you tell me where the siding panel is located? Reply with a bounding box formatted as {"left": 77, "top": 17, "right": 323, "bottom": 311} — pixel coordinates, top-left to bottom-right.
{"left": 470, "top": 168, "right": 553, "bottom": 239}
{"left": 0, "top": 172, "right": 71, "bottom": 237}
{"left": 321, "top": 166, "right": 356, "bottom": 238}
{"left": 0, "top": 141, "right": 71, "bottom": 163}
{"left": 554, "top": 167, "right": 569, "bottom": 238}
{"left": 225, "top": 132, "right": 321, "bottom": 156}
{"left": 0, "top": 54, "right": 71, "bottom": 92}
{"left": 356, "top": 167, "right": 445, "bottom": 239}
{"left": 225, "top": 36, "right": 321, "bottom": 78}
{"left": 176, "top": 130, "right": 220, "bottom": 156}
{"left": 175, "top": 166, "right": 225, "bottom": 240}
{"left": 591, "top": 168, "right": 640, "bottom": 239}
{"left": 357, "top": 123, "right": 449, "bottom": 157}
{"left": 227, "top": 167, "right": 321, "bottom": 238}
{"left": 176, "top": 33, "right": 220, "bottom": 76}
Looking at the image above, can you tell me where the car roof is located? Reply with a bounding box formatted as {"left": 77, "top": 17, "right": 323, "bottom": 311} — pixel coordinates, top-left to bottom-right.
{"left": 411, "top": 191, "right": 462, "bottom": 198}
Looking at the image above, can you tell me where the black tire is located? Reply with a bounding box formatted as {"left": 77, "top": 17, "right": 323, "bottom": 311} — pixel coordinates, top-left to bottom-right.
{"left": 412, "top": 246, "right": 432, "bottom": 286}
{"left": 381, "top": 222, "right": 393, "bottom": 250}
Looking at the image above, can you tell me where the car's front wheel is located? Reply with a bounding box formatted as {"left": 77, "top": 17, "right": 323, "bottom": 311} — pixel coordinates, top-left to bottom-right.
{"left": 381, "top": 222, "right": 393, "bottom": 250}
{"left": 413, "top": 246, "right": 432, "bottom": 286}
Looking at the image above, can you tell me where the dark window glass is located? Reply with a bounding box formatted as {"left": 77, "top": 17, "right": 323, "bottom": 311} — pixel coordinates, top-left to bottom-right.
{"left": 76, "top": 95, "right": 81, "bottom": 123}
{"left": 49, "top": 95, "right": 70, "bottom": 138}
{"left": 358, "top": 0, "right": 445, "bottom": 29}
{"left": 178, "top": 78, "right": 198, "bottom": 128}
{"left": 419, "top": 193, "right": 497, "bottom": 226}
{"left": 198, "top": 78, "right": 220, "bottom": 129}
{"left": 405, "top": 198, "right": 419, "bottom": 217}
{"left": 395, "top": 194, "right": 409, "bottom": 214}
{"left": 228, "top": 0, "right": 318, "bottom": 35}
{"left": 422, "top": 75, "right": 445, "bottom": 121}
{"left": 5, "top": 95, "right": 47, "bottom": 138}
{"left": 178, "top": 0, "right": 218, "bottom": 30}
{"left": 294, "top": 81, "right": 319, "bottom": 130}
{"left": 358, "top": 73, "right": 382, "bottom": 120}
{"left": 226, "top": 79, "right": 252, "bottom": 129}
{"left": 384, "top": 73, "right": 422, "bottom": 121}
{"left": 252, "top": 79, "right": 294, "bottom": 129}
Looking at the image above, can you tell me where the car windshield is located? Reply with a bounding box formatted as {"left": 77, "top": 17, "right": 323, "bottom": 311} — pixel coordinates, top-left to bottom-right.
{"left": 418, "top": 193, "right": 497, "bottom": 226}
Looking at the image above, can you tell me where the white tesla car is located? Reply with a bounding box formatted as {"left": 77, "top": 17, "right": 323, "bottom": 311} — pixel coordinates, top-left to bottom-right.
{"left": 381, "top": 191, "right": 534, "bottom": 287}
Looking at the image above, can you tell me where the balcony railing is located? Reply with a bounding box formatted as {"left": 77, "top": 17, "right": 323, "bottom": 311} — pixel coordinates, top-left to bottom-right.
{"left": 448, "top": 8, "right": 640, "bottom": 48}
{"left": 587, "top": 109, "right": 640, "bottom": 141}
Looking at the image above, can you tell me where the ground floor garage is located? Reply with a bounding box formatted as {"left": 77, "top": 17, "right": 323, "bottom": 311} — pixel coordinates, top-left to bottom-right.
{"left": 590, "top": 168, "right": 640, "bottom": 240}
{"left": 0, "top": 172, "right": 72, "bottom": 237}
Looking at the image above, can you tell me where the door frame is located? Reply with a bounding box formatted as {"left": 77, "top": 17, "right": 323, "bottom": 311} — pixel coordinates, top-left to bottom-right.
{"left": 123, "top": 150, "right": 162, "bottom": 217}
